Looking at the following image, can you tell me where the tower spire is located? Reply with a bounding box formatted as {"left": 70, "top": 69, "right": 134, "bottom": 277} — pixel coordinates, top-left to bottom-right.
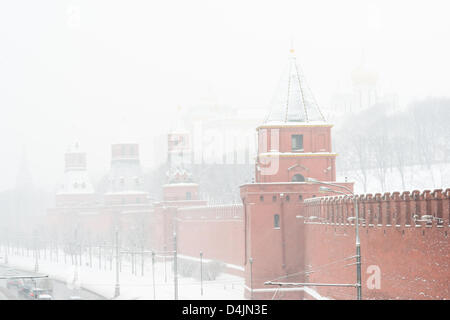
{"left": 265, "top": 45, "right": 326, "bottom": 123}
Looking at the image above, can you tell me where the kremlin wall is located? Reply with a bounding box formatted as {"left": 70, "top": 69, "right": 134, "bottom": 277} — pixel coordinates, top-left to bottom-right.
{"left": 44, "top": 51, "right": 449, "bottom": 300}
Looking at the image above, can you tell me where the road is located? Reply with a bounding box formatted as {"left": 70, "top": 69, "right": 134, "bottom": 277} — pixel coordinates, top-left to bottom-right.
{"left": 0, "top": 264, "right": 105, "bottom": 300}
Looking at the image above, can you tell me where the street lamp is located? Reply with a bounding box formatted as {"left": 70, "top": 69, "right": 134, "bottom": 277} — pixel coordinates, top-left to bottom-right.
{"left": 173, "top": 232, "right": 178, "bottom": 300}
{"left": 308, "top": 178, "right": 362, "bottom": 300}
{"left": 151, "top": 251, "right": 156, "bottom": 300}
{"left": 249, "top": 257, "right": 253, "bottom": 300}
{"left": 114, "top": 228, "right": 120, "bottom": 298}
{"left": 200, "top": 251, "right": 203, "bottom": 296}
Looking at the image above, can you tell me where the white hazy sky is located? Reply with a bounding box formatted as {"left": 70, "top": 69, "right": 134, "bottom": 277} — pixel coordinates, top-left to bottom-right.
{"left": 1, "top": 0, "right": 449, "bottom": 191}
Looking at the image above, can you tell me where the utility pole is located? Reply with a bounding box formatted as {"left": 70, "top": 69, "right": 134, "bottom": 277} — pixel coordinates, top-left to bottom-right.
{"left": 131, "top": 249, "right": 135, "bottom": 275}
{"left": 98, "top": 245, "right": 101, "bottom": 270}
{"left": 4, "top": 244, "right": 8, "bottom": 264}
{"left": 79, "top": 243, "right": 82, "bottom": 267}
{"left": 200, "top": 251, "right": 203, "bottom": 296}
{"left": 89, "top": 243, "right": 92, "bottom": 268}
{"left": 249, "top": 257, "right": 253, "bottom": 300}
{"left": 355, "top": 197, "right": 362, "bottom": 300}
{"left": 164, "top": 245, "right": 167, "bottom": 283}
{"left": 141, "top": 246, "right": 144, "bottom": 276}
{"left": 114, "top": 228, "right": 120, "bottom": 298}
{"left": 173, "top": 232, "right": 178, "bottom": 300}
{"left": 34, "top": 231, "right": 39, "bottom": 273}
{"left": 151, "top": 251, "right": 156, "bottom": 300}
{"left": 307, "top": 178, "right": 363, "bottom": 300}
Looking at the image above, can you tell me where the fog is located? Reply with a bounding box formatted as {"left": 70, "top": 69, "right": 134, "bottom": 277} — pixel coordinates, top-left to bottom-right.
{"left": 0, "top": 0, "right": 449, "bottom": 301}
{"left": 1, "top": 0, "right": 449, "bottom": 191}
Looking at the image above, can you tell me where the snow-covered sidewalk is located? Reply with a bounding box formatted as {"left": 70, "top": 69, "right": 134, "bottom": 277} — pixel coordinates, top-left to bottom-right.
{"left": 2, "top": 249, "right": 245, "bottom": 300}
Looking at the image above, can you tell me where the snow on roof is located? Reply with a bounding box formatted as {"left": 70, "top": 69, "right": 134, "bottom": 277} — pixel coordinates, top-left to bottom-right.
{"left": 103, "top": 190, "right": 149, "bottom": 195}
{"left": 258, "top": 120, "right": 332, "bottom": 128}
{"left": 162, "top": 183, "right": 199, "bottom": 187}
{"left": 258, "top": 151, "right": 337, "bottom": 157}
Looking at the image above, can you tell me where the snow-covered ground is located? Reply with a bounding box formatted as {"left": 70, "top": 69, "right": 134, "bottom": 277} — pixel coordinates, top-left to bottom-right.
{"left": 338, "top": 162, "right": 449, "bottom": 195}
{"left": 2, "top": 249, "right": 245, "bottom": 300}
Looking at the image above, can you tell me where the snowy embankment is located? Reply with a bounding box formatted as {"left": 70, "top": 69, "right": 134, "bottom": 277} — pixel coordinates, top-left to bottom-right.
{"left": 3, "top": 250, "right": 245, "bottom": 300}
{"left": 338, "top": 162, "right": 449, "bottom": 195}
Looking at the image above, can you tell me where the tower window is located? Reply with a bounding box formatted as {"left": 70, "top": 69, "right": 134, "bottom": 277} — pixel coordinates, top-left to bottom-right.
{"left": 186, "top": 192, "right": 192, "bottom": 200}
{"left": 274, "top": 214, "right": 280, "bottom": 229}
{"left": 292, "top": 174, "right": 305, "bottom": 182}
{"left": 272, "top": 195, "right": 277, "bottom": 202}
{"left": 292, "top": 135, "right": 303, "bottom": 151}
{"left": 260, "top": 195, "right": 264, "bottom": 202}
{"left": 298, "top": 195, "right": 303, "bottom": 201}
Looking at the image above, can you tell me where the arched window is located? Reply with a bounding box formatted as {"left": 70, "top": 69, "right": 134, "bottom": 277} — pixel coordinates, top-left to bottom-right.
{"left": 292, "top": 174, "right": 305, "bottom": 182}
{"left": 274, "top": 214, "right": 280, "bottom": 228}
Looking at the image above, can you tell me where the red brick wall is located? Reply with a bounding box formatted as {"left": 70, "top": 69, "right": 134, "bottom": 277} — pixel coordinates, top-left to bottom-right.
{"left": 302, "top": 188, "right": 450, "bottom": 300}
{"left": 175, "top": 204, "right": 245, "bottom": 268}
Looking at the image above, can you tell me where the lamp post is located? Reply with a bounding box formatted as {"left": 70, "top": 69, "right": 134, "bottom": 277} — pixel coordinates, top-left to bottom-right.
{"left": 34, "top": 230, "right": 39, "bottom": 273}
{"left": 200, "top": 251, "right": 203, "bottom": 296}
{"left": 114, "top": 228, "right": 120, "bottom": 298}
{"left": 173, "top": 232, "right": 178, "bottom": 300}
{"left": 4, "top": 237, "right": 8, "bottom": 264}
{"left": 151, "top": 251, "right": 156, "bottom": 300}
{"left": 307, "top": 178, "right": 362, "bottom": 300}
{"left": 164, "top": 245, "right": 167, "bottom": 283}
{"left": 249, "top": 257, "right": 253, "bottom": 300}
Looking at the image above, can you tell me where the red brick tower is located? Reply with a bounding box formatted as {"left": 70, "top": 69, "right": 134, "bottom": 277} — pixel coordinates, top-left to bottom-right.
{"left": 163, "top": 131, "right": 199, "bottom": 201}
{"left": 152, "top": 116, "right": 207, "bottom": 252}
{"left": 240, "top": 49, "right": 353, "bottom": 299}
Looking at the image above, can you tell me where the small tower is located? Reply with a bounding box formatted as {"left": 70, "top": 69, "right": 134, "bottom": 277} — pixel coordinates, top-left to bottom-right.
{"left": 152, "top": 110, "right": 206, "bottom": 253}
{"left": 240, "top": 48, "right": 354, "bottom": 299}
{"left": 104, "top": 143, "right": 149, "bottom": 205}
{"left": 55, "top": 143, "right": 96, "bottom": 207}
{"left": 163, "top": 106, "right": 199, "bottom": 202}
